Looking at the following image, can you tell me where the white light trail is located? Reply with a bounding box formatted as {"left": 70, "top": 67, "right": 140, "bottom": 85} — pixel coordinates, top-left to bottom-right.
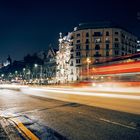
{"left": 27, "top": 87, "right": 140, "bottom": 100}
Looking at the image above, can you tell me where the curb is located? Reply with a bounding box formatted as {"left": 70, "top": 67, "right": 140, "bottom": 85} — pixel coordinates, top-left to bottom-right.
{"left": 0, "top": 118, "right": 21, "bottom": 140}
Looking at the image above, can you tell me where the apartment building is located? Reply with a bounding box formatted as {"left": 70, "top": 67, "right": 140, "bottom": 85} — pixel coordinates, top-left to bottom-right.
{"left": 56, "top": 22, "right": 138, "bottom": 83}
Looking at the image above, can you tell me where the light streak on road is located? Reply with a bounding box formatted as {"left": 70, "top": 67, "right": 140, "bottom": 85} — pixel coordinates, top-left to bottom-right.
{"left": 26, "top": 87, "right": 140, "bottom": 100}
{"left": 0, "top": 84, "right": 28, "bottom": 89}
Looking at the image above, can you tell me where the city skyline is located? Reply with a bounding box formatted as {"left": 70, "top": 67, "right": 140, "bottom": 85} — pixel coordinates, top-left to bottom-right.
{"left": 0, "top": 0, "right": 139, "bottom": 61}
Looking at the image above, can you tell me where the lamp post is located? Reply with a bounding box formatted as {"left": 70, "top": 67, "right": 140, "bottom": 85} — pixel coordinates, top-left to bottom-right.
{"left": 1, "top": 74, "right": 4, "bottom": 83}
{"left": 15, "top": 71, "right": 18, "bottom": 82}
{"left": 87, "top": 58, "right": 91, "bottom": 80}
{"left": 22, "top": 68, "right": 26, "bottom": 84}
{"left": 34, "top": 64, "right": 43, "bottom": 84}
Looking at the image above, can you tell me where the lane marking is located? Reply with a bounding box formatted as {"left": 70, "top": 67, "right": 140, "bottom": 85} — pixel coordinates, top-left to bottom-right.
{"left": 10, "top": 118, "right": 39, "bottom": 140}
{"left": 100, "top": 118, "right": 137, "bottom": 130}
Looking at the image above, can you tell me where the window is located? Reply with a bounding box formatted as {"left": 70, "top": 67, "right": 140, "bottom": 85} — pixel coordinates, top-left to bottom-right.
{"left": 70, "top": 42, "right": 73, "bottom": 46}
{"left": 86, "top": 39, "right": 89, "bottom": 43}
{"left": 115, "top": 32, "right": 119, "bottom": 35}
{"left": 76, "top": 59, "right": 80, "bottom": 64}
{"left": 71, "top": 69, "right": 73, "bottom": 75}
{"left": 71, "top": 48, "right": 74, "bottom": 52}
{"left": 76, "top": 45, "right": 80, "bottom": 50}
{"left": 71, "top": 36, "right": 74, "bottom": 39}
{"left": 86, "top": 45, "right": 89, "bottom": 50}
{"left": 122, "top": 52, "right": 124, "bottom": 56}
{"left": 94, "top": 32, "right": 102, "bottom": 36}
{"left": 95, "top": 44, "right": 100, "bottom": 50}
{"left": 86, "top": 51, "right": 89, "bottom": 57}
{"left": 94, "top": 52, "right": 101, "bottom": 57}
{"left": 122, "top": 46, "right": 124, "bottom": 51}
{"left": 106, "top": 51, "right": 109, "bottom": 56}
{"left": 115, "top": 38, "right": 119, "bottom": 41}
{"left": 76, "top": 52, "right": 81, "bottom": 56}
{"left": 71, "top": 54, "right": 74, "bottom": 58}
{"left": 106, "top": 31, "right": 109, "bottom": 36}
{"left": 106, "top": 44, "right": 109, "bottom": 50}
{"left": 96, "top": 52, "right": 99, "bottom": 55}
{"left": 70, "top": 61, "right": 73, "bottom": 66}
{"left": 95, "top": 59, "right": 99, "bottom": 63}
{"left": 86, "top": 32, "right": 89, "bottom": 37}
{"left": 114, "top": 43, "right": 119, "bottom": 48}
{"left": 115, "top": 51, "right": 119, "bottom": 55}
{"left": 95, "top": 38, "right": 101, "bottom": 43}
{"left": 76, "top": 40, "right": 80, "bottom": 43}
{"left": 77, "top": 33, "right": 80, "bottom": 37}
{"left": 128, "top": 49, "right": 131, "bottom": 53}
{"left": 105, "top": 37, "right": 110, "bottom": 43}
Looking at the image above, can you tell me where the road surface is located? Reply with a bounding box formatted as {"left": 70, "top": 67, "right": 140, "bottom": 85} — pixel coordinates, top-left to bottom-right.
{"left": 0, "top": 88, "right": 140, "bottom": 140}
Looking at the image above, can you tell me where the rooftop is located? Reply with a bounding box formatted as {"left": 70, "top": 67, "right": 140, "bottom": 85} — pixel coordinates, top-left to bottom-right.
{"left": 75, "top": 21, "right": 119, "bottom": 31}
{"left": 74, "top": 21, "right": 137, "bottom": 37}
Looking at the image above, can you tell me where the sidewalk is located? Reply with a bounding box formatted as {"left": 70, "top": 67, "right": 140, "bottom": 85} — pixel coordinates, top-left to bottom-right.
{"left": 0, "top": 118, "right": 22, "bottom": 140}
{"left": 0, "top": 123, "right": 9, "bottom": 140}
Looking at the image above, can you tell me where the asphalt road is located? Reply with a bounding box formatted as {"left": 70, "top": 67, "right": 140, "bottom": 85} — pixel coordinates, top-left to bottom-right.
{"left": 0, "top": 89, "right": 140, "bottom": 140}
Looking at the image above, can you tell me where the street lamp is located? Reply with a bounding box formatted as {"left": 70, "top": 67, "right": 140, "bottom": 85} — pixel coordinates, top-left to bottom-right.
{"left": 22, "top": 68, "right": 26, "bottom": 83}
{"left": 1, "top": 74, "right": 4, "bottom": 83}
{"left": 34, "top": 64, "right": 43, "bottom": 84}
{"left": 87, "top": 58, "right": 91, "bottom": 80}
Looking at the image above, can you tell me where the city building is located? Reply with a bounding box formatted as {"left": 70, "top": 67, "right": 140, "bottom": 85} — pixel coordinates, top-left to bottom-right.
{"left": 44, "top": 47, "right": 58, "bottom": 84}
{"left": 56, "top": 33, "right": 73, "bottom": 83}
{"left": 56, "top": 22, "right": 138, "bottom": 83}
{"left": 137, "top": 40, "right": 140, "bottom": 52}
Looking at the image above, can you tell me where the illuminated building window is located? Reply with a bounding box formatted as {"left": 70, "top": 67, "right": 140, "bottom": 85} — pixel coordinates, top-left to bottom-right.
{"left": 105, "top": 37, "right": 110, "bottom": 43}
{"left": 95, "top": 59, "right": 99, "bottom": 63}
{"left": 95, "top": 38, "right": 101, "bottom": 43}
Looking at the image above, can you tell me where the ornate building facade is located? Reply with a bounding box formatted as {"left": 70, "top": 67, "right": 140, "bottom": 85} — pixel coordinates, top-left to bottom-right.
{"left": 56, "top": 22, "right": 138, "bottom": 83}
{"left": 56, "top": 33, "right": 74, "bottom": 83}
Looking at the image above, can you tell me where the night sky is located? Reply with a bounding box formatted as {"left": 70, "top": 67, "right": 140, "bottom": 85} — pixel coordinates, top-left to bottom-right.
{"left": 0, "top": 0, "right": 139, "bottom": 62}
